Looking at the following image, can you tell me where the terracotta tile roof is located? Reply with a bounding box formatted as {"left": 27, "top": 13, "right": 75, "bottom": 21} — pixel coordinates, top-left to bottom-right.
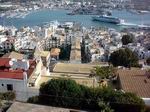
{"left": 0, "top": 58, "right": 36, "bottom": 80}
{"left": 0, "top": 71, "right": 23, "bottom": 80}
{"left": 118, "top": 68, "right": 150, "bottom": 98}
{"left": 0, "top": 58, "right": 10, "bottom": 67}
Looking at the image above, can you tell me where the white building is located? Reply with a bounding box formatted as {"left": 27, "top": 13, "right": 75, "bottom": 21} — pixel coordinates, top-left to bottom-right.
{"left": 0, "top": 36, "right": 14, "bottom": 51}
{"left": 127, "top": 43, "right": 150, "bottom": 59}
{"left": 14, "top": 36, "right": 36, "bottom": 51}
{"left": 34, "top": 27, "right": 53, "bottom": 39}
{"left": 9, "top": 27, "right": 17, "bottom": 36}
{"left": 0, "top": 25, "right": 5, "bottom": 31}
{"left": 0, "top": 58, "right": 39, "bottom": 101}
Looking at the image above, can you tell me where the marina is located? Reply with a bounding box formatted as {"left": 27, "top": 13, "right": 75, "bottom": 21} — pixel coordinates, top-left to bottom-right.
{"left": 0, "top": 9, "right": 150, "bottom": 30}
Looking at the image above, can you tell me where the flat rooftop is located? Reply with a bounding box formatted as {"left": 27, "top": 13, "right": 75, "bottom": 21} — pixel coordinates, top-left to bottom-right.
{"left": 53, "top": 63, "right": 96, "bottom": 74}
{"left": 37, "top": 74, "right": 97, "bottom": 87}
{"left": 37, "top": 51, "right": 50, "bottom": 57}
{"left": 7, "top": 102, "right": 87, "bottom": 112}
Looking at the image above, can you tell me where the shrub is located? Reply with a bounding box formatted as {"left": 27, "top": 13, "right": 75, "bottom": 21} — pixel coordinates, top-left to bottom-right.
{"left": 90, "top": 66, "right": 116, "bottom": 79}
{"left": 146, "top": 57, "right": 150, "bottom": 65}
{"left": 27, "top": 96, "right": 39, "bottom": 103}
{"left": 109, "top": 48, "right": 139, "bottom": 67}
{"left": 98, "top": 101, "right": 114, "bottom": 112}
{"left": 0, "top": 92, "right": 15, "bottom": 101}
{"left": 28, "top": 79, "right": 145, "bottom": 112}
{"left": 121, "top": 34, "right": 134, "bottom": 45}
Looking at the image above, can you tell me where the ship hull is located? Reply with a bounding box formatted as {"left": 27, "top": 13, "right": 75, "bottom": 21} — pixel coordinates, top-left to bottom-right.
{"left": 92, "top": 16, "right": 121, "bottom": 24}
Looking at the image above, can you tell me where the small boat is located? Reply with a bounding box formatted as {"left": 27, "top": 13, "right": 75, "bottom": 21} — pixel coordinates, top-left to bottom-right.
{"left": 67, "top": 12, "right": 75, "bottom": 15}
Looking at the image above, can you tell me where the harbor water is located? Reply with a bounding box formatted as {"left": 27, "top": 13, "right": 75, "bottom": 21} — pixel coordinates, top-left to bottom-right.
{"left": 0, "top": 9, "right": 150, "bottom": 30}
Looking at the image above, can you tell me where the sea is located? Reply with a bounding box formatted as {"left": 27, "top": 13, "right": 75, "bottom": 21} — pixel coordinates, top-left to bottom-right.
{"left": 0, "top": 9, "right": 150, "bottom": 30}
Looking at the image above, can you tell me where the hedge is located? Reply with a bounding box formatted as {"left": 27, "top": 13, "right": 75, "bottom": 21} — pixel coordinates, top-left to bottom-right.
{"left": 0, "top": 92, "right": 15, "bottom": 101}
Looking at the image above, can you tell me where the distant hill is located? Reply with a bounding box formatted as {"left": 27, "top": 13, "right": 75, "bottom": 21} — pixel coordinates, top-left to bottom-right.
{"left": 131, "top": 0, "right": 150, "bottom": 11}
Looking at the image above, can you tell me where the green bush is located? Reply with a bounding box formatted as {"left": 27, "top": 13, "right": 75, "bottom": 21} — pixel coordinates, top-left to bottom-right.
{"left": 98, "top": 101, "right": 114, "bottom": 112}
{"left": 90, "top": 66, "right": 116, "bottom": 79}
{"left": 109, "top": 48, "right": 139, "bottom": 67}
{"left": 146, "top": 57, "right": 150, "bottom": 65}
{"left": 27, "top": 96, "right": 39, "bottom": 103}
{"left": 0, "top": 99, "right": 2, "bottom": 107}
{"left": 39, "top": 78, "right": 83, "bottom": 108}
{"left": 121, "top": 34, "right": 134, "bottom": 45}
{"left": 59, "top": 44, "right": 71, "bottom": 60}
{"left": 0, "top": 92, "right": 15, "bottom": 101}
{"left": 28, "top": 79, "right": 145, "bottom": 112}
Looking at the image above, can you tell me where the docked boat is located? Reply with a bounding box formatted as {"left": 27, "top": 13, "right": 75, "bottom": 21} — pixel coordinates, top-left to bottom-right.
{"left": 128, "top": 9, "right": 150, "bottom": 15}
{"left": 92, "top": 15, "right": 124, "bottom": 24}
{"left": 67, "top": 12, "right": 75, "bottom": 15}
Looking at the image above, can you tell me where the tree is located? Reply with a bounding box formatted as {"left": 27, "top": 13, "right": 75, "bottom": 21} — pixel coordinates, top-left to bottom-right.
{"left": 39, "top": 78, "right": 83, "bottom": 107}
{"left": 90, "top": 66, "right": 116, "bottom": 79}
{"left": 59, "top": 44, "right": 71, "bottom": 60}
{"left": 94, "top": 87, "right": 145, "bottom": 112}
{"left": 121, "top": 35, "right": 134, "bottom": 45}
{"left": 11, "top": 44, "right": 15, "bottom": 52}
{"left": 28, "top": 78, "right": 145, "bottom": 112}
{"left": 146, "top": 57, "right": 150, "bottom": 65}
{"left": 40, "top": 78, "right": 82, "bottom": 96}
{"left": 109, "top": 48, "right": 139, "bottom": 67}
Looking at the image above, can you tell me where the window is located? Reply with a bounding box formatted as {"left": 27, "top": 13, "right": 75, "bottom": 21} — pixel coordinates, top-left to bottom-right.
{"left": 7, "top": 84, "right": 13, "bottom": 91}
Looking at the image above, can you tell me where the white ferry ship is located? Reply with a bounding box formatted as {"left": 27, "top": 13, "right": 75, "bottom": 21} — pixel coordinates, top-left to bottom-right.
{"left": 92, "top": 15, "right": 124, "bottom": 24}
